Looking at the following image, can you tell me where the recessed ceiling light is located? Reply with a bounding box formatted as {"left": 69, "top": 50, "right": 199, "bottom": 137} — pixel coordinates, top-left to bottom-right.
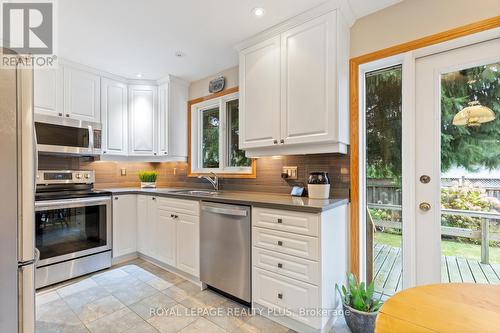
{"left": 136, "top": 73, "right": 143, "bottom": 78}
{"left": 252, "top": 7, "right": 265, "bottom": 17}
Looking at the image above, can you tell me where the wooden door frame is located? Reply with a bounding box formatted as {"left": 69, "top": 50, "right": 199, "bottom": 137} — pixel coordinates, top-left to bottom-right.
{"left": 349, "top": 16, "right": 500, "bottom": 278}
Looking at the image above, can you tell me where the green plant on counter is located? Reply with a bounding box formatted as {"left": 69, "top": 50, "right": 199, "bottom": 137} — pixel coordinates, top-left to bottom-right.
{"left": 336, "top": 273, "right": 382, "bottom": 313}
{"left": 138, "top": 170, "right": 158, "bottom": 183}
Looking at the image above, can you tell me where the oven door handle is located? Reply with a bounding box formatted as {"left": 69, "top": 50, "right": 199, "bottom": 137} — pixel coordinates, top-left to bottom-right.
{"left": 88, "top": 125, "right": 94, "bottom": 151}
{"left": 35, "top": 197, "right": 111, "bottom": 211}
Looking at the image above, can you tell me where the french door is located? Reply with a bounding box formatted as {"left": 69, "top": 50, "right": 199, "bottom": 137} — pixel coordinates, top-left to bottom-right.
{"left": 364, "top": 36, "right": 500, "bottom": 295}
{"left": 415, "top": 38, "right": 500, "bottom": 285}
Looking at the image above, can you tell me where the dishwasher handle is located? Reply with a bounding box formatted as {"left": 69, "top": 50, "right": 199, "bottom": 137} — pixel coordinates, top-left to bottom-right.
{"left": 202, "top": 205, "right": 248, "bottom": 217}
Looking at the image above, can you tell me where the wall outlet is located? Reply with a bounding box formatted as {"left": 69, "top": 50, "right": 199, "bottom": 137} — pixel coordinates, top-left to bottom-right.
{"left": 120, "top": 168, "right": 126, "bottom": 176}
{"left": 282, "top": 166, "right": 298, "bottom": 180}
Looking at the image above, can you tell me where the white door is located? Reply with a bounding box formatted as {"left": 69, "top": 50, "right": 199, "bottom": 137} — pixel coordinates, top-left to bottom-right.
{"left": 415, "top": 38, "right": 500, "bottom": 285}
{"left": 280, "top": 12, "right": 336, "bottom": 146}
{"left": 156, "top": 210, "right": 176, "bottom": 266}
{"left": 63, "top": 67, "right": 101, "bottom": 122}
{"left": 34, "top": 68, "right": 63, "bottom": 117}
{"left": 176, "top": 213, "right": 199, "bottom": 277}
{"left": 239, "top": 36, "right": 281, "bottom": 149}
{"left": 102, "top": 78, "right": 128, "bottom": 155}
{"left": 129, "top": 85, "right": 157, "bottom": 156}
{"left": 157, "top": 83, "right": 169, "bottom": 156}
{"left": 137, "top": 195, "right": 157, "bottom": 257}
{"left": 112, "top": 195, "right": 137, "bottom": 258}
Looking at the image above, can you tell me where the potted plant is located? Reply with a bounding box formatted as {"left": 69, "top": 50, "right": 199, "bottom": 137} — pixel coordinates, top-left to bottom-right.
{"left": 138, "top": 170, "right": 158, "bottom": 188}
{"left": 336, "top": 273, "right": 382, "bottom": 333}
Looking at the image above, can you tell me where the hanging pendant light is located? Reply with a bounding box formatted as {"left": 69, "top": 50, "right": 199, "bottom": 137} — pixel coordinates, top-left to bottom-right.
{"left": 452, "top": 101, "right": 495, "bottom": 127}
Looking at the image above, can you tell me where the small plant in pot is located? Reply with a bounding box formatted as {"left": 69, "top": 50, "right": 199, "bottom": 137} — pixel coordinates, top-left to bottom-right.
{"left": 336, "top": 273, "right": 382, "bottom": 333}
{"left": 138, "top": 171, "right": 158, "bottom": 188}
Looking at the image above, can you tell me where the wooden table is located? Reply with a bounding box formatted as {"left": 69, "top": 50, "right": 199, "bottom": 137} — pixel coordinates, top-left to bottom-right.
{"left": 375, "top": 284, "right": 500, "bottom": 333}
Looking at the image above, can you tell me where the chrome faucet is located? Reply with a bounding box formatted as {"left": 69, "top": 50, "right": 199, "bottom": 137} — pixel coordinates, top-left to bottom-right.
{"left": 198, "top": 172, "right": 220, "bottom": 191}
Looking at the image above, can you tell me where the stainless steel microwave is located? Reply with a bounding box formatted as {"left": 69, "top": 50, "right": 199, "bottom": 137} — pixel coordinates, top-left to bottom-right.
{"left": 35, "top": 114, "right": 101, "bottom": 156}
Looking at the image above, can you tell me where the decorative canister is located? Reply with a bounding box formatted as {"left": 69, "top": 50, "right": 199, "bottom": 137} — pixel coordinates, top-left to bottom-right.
{"left": 307, "top": 172, "right": 330, "bottom": 199}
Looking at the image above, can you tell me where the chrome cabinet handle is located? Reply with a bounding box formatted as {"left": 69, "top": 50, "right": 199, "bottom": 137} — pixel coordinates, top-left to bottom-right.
{"left": 419, "top": 202, "right": 431, "bottom": 211}
{"left": 277, "top": 263, "right": 283, "bottom": 268}
{"left": 277, "top": 293, "right": 283, "bottom": 299}
{"left": 65, "top": 114, "right": 69, "bottom": 117}
{"left": 58, "top": 112, "right": 63, "bottom": 117}
{"left": 114, "top": 197, "right": 118, "bottom": 200}
{"left": 277, "top": 218, "right": 283, "bottom": 224}
{"left": 152, "top": 197, "right": 156, "bottom": 200}
{"left": 280, "top": 139, "right": 284, "bottom": 144}
{"left": 273, "top": 139, "right": 278, "bottom": 144}
{"left": 277, "top": 241, "right": 283, "bottom": 246}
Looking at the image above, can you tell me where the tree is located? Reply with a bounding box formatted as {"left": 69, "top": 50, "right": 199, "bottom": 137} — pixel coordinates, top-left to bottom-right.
{"left": 441, "top": 63, "right": 500, "bottom": 172}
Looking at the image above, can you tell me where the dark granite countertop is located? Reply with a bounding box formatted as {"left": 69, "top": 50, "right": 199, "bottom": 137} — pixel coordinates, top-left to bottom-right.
{"left": 101, "top": 187, "right": 349, "bottom": 213}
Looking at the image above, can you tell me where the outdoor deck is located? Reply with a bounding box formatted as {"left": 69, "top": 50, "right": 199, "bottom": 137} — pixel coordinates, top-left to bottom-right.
{"left": 374, "top": 243, "right": 500, "bottom": 296}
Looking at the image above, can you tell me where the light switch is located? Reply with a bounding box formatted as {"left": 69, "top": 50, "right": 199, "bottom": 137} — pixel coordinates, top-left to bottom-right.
{"left": 120, "top": 168, "right": 126, "bottom": 176}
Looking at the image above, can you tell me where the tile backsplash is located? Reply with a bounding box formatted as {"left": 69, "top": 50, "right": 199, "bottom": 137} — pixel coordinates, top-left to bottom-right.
{"left": 38, "top": 152, "right": 350, "bottom": 199}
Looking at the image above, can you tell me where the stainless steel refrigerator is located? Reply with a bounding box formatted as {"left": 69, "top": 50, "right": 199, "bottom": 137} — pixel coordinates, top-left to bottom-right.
{"left": 0, "top": 48, "right": 36, "bottom": 333}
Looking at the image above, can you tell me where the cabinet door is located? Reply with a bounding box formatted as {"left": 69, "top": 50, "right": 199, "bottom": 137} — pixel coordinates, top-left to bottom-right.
{"left": 239, "top": 36, "right": 281, "bottom": 149}
{"left": 101, "top": 78, "right": 128, "bottom": 155}
{"left": 112, "top": 195, "right": 137, "bottom": 258}
{"left": 176, "top": 213, "right": 199, "bottom": 277}
{"left": 63, "top": 67, "right": 101, "bottom": 122}
{"left": 137, "top": 195, "right": 157, "bottom": 257}
{"left": 156, "top": 209, "right": 176, "bottom": 266}
{"left": 34, "top": 68, "right": 63, "bottom": 117}
{"left": 280, "top": 12, "right": 337, "bottom": 145}
{"left": 129, "top": 85, "right": 157, "bottom": 155}
{"left": 157, "top": 83, "right": 169, "bottom": 156}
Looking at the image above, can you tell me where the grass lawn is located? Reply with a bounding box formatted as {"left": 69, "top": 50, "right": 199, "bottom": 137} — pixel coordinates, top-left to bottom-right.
{"left": 374, "top": 232, "right": 500, "bottom": 264}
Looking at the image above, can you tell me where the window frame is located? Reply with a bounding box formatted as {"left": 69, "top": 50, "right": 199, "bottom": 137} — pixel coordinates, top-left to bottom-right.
{"left": 188, "top": 89, "right": 256, "bottom": 178}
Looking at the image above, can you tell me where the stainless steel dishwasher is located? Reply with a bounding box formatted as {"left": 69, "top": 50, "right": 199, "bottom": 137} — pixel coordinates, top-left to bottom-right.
{"left": 200, "top": 202, "right": 251, "bottom": 303}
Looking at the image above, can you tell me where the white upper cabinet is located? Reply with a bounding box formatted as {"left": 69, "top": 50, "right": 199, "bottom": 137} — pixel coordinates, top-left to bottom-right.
{"left": 167, "top": 78, "right": 189, "bottom": 159}
{"left": 128, "top": 85, "right": 157, "bottom": 156}
{"left": 63, "top": 66, "right": 101, "bottom": 122}
{"left": 239, "top": 36, "right": 281, "bottom": 149}
{"left": 238, "top": 9, "right": 350, "bottom": 156}
{"left": 102, "top": 78, "right": 128, "bottom": 155}
{"left": 34, "top": 68, "right": 63, "bottom": 117}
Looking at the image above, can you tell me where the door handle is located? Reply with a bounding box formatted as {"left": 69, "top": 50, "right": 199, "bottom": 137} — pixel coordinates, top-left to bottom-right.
{"left": 419, "top": 202, "right": 431, "bottom": 211}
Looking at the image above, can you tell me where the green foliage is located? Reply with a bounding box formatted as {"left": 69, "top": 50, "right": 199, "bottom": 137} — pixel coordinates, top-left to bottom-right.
{"left": 441, "top": 183, "right": 500, "bottom": 245}
{"left": 138, "top": 170, "right": 158, "bottom": 182}
{"left": 227, "top": 100, "right": 251, "bottom": 167}
{"left": 336, "top": 273, "right": 382, "bottom": 313}
{"left": 202, "top": 108, "right": 220, "bottom": 168}
{"left": 441, "top": 63, "right": 500, "bottom": 172}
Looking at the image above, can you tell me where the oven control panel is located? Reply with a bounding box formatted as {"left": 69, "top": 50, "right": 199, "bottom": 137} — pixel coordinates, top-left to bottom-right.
{"left": 37, "top": 170, "right": 95, "bottom": 184}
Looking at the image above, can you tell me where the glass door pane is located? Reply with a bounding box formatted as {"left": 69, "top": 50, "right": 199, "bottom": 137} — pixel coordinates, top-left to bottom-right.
{"left": 365, "top": 65, "right": 403, "bottom": 296}
{"left": 440, "top": 62, "right": 500, "bottom": 284}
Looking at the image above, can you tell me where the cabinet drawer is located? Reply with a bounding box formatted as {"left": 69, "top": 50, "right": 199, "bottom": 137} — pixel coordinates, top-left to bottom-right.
{"left": 253, "top": 207, "right": 319, "bottom": 236}
{"left": 253, "top": 247, "right": 320, "bottom": 285}
{"left": 157, "top": 197, "right": 199, "bottom": 216}
{"left": 253, "top": 267, "right": 320, "bottom": 328}
{"left": 253, "top": 227, "right": 319, "bottom": 261}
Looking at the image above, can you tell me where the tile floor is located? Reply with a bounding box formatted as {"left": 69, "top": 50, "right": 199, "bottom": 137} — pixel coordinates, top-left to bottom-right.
{"left": 36, "top": 258, "right": 350, "bottom": 333}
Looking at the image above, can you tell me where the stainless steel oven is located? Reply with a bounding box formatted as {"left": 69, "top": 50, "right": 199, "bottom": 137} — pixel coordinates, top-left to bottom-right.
{"left": 35, "top": 114, "right": 102, "bottom": 156}
{"left": 35, "top": 170, "right": 111, "bottom": 288}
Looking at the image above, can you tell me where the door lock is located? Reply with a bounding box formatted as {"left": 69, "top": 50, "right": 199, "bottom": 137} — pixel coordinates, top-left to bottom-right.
{"left": 419, "top": 202, "right": 431, "bottom": 211}
{"left": 420, "top": 175, "right": 431, "bottom": 184}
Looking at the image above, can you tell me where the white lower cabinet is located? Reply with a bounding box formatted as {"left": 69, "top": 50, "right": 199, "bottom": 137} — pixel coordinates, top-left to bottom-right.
{"left": 252, "top": 206, "right": 348, "bottom": 331}
{"left": 134, "top": 195, "right": 200, "bottom": 277}
{"left": 112, "top": 195, "right": 137, "bottom": 259}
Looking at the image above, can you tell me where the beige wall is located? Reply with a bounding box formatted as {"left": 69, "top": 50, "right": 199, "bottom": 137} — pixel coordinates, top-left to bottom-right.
{"left": 188, "top": 66, "right": 239, "bottom": 100}
{"left": 351, "top": 0, "right": 500, "bottom": 57}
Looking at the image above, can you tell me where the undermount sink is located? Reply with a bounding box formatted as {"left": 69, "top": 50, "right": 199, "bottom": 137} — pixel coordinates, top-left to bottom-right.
{"left": 169, "top": 190, "right": 220, "bottom": 196}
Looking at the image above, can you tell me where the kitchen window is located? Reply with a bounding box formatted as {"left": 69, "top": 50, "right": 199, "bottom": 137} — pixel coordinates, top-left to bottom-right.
{"left": 189, "top": 91, "right": 255, "bottom": 177}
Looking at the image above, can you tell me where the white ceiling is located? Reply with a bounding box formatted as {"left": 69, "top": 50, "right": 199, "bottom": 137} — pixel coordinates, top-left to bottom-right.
{"left": 58, "top": 0, "right": 401, "bottom": 82}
